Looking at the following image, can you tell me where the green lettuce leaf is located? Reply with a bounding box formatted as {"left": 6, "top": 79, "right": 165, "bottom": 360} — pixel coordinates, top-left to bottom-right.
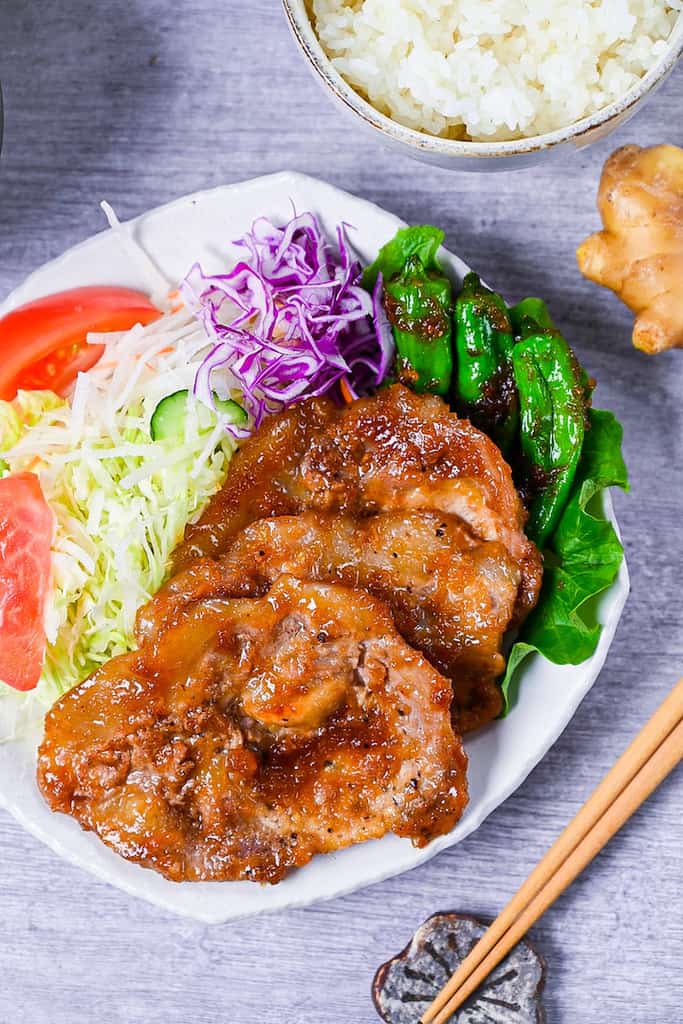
{"left": 501, "top": 407, "right": 629, "bottom": 712}
{"left": 362, "top": 225, "right": 445, "bottom": 290}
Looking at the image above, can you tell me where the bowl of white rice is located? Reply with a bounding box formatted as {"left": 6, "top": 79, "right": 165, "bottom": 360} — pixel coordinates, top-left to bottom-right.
{"left": 282, "top": 0, "right": 683, "bottom": 170}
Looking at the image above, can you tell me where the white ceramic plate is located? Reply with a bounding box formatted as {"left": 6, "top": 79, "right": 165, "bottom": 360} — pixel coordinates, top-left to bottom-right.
{"left": 0, "top": 172, "right": 629, "bottom": 923}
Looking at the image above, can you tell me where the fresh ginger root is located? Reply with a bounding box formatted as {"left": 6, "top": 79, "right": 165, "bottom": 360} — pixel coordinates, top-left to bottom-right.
{"left": 577, "top": 143, "right": 683, "bottom": 355}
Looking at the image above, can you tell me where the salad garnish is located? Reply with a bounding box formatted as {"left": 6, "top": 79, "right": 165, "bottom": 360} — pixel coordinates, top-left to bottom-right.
{"left": 0, "top": 313, "right": 243, "bottom": 733}
{"left": 184, "top": 212, "right": 394, "bottom": 424}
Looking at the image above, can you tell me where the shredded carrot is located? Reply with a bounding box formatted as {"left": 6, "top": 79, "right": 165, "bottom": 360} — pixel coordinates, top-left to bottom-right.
{"left": 340, "top": 379, "right": 355, "bottom": 404}
{"left": 90, "top": 345, "right": 175, "bottom": 374}
{"left": 167, "top": 289, "right": 184, "bottom": 313}
{"left": 145, "top": 347, "right": 174, "bottom": 370}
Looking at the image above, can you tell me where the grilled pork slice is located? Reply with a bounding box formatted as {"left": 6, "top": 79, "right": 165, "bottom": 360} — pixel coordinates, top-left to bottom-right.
{"left": 38, "top": 577, "right": 468, "bottom": 883}
{"left": 139, "top": 510, "right": 522, "bottom": 732}
{"left": 172, "top": 383, "right": 541, "bottom": 624}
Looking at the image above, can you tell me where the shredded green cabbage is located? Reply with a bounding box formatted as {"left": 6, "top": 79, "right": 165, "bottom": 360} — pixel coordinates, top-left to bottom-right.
{"left": 0, "top": 309, "right": 243, "bottom": 740}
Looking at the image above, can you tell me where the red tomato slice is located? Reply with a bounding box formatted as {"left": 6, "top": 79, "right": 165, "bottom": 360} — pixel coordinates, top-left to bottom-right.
{"left": 0, "top": 286, "right": 162, "bottom": 400}
{"left": 0, "top": 473, "right": 55, "bottom": 692}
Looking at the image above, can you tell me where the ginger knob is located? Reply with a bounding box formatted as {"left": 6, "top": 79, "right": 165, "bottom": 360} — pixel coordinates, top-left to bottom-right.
{"left": 577, "top": 143, "right": 683, "bottom": 355}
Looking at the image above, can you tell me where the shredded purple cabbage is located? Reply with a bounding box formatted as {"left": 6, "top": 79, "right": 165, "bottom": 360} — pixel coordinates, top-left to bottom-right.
{"left": 183, "top": 212, "right": 395, "bottom": 425}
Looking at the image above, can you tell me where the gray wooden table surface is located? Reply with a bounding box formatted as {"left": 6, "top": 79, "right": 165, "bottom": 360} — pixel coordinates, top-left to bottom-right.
{"left": 0, "top": 3, "right": 681, "bottom": 1022}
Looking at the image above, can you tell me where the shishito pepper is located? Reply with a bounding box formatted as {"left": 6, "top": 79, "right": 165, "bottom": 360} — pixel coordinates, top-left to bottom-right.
{"left": 383, "top": 254, "right": 453, "bottom": 396}
{"left": 512, "top": 319, "right": 587, "bottom": 547}
{"left": 453, "top": 272, "right": 518, "bottom": 450}
{"left": 509, "top": 297, "right": 555, "bottom": 336}
{"left": 512, "top": 298, "right": 595, "bottom": 399}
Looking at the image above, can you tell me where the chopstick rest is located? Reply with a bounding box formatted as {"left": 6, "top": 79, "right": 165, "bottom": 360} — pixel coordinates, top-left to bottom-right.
{"left": 372, "top": 912, "right": 546, "bottom": 1023}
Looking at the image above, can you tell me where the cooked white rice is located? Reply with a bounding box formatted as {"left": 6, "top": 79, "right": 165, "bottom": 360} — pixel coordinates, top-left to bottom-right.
{"left": 311, "top": 0, "right": 681, "bottom": 142}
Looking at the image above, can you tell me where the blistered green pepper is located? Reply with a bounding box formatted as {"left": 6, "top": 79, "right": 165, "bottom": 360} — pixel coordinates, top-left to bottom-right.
{"left": 383, "top": 254, "right": 453, "bottom": 396}
{"left": 509, "top": 297, "right": 555, "bottom": 336}
{"left": 453, "top": 272, "right": 517, "bottom": 450}
{"left": 513, "top": 299, "right": 595, "bottom": 400}
{"left": 512, "top": 320, "right": 586, "bottom": 547}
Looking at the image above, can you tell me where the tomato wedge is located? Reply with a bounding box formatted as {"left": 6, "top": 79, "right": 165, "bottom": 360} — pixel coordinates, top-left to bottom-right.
{"left": 0, "top": 473, "right": 54, "bottom": 692}
{"left": 0, "top": 286, "right": 162, "bottom": 400}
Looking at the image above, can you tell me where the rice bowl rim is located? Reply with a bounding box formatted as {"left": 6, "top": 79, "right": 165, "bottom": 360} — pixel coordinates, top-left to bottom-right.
{"left": 282, "top": 1, "right": 683, "bottom": 158}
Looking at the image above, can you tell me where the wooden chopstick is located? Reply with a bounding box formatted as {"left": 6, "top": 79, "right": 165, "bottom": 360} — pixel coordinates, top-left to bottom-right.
{"left": 421, "top": 677, "right": 683, "bottom": 1024}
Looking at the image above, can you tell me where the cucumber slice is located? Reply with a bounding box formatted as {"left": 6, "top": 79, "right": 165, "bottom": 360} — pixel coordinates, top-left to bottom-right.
{"left": 213, "top": 396, "right": 248, "bottom": 426}
{"left": 150, "top": 391, "right": 189, "bottom": 441}
{"left": 150, "top": 390, "right": 247, "bottom": 441}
